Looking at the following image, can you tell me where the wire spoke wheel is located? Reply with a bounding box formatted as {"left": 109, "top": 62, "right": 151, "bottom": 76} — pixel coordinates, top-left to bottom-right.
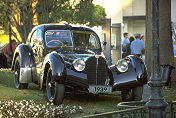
{"left": 46, "top": 67, "right": 65, "bottom": 105}
{"left": 47, "top": 69, "right": 56, "bottom": 101}
{"left": 14, "top": 56, "right": 28, "bottom": 89}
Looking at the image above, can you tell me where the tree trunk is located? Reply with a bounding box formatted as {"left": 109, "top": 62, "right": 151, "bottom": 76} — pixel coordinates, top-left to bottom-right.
{"left": 146, "top": 0, "right": 175, "bottom": 81}
{"left": 20, "top": 1, "right": 33, "bottom": 42}
{"left": 159, "top": 0, "right": 174, "bottom": 66}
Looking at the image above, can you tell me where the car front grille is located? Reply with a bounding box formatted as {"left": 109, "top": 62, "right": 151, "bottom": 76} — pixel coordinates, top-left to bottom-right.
{"left": 86, "top": 56, "right": 107, "bottom": 85}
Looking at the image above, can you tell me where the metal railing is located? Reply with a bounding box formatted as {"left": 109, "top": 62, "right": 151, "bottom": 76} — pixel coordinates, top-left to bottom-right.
{"left": 81, "top": 101, "right": 176, "bottom": 118}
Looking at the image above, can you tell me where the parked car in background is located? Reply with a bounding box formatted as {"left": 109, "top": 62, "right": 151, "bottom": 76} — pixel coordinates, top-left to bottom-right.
{"left": 11, "top": 24, "right": 148, "bottom": 105}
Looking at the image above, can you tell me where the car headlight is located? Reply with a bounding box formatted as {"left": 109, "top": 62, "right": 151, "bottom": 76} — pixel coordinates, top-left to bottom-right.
{"left": 73, "top": 59, "right": 85, "bottom": 71}
{"left": 116, "top": 59, "right": 128, "bottom": 72}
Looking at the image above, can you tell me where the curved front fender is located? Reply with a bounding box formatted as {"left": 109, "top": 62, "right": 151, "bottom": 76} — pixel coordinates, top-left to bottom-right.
{"left": 128, "top": 55, "right": 148, "bottom": 84}
{"left": 109, "top": 55, "right": 147, "bottom": 91}
{"left": 41, "top": 52, "right": 66, "bottom": 85}
{"left": 11, "top": 44, "right": 35, "bottom": 70}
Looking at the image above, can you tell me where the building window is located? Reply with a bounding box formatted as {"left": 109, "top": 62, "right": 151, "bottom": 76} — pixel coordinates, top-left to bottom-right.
{"left": 111, "top": 24, "right": 121, "bottom": 50}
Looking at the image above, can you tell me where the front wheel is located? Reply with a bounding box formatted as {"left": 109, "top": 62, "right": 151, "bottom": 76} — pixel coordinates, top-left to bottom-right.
{"left": 46, "top": 67, "right": 65, "bottom": 105}
{"left": 14, "top": 56, "right": 28, "bottom": 89}
{"left": 121, "top": 86, "right": 143, "bottom": 102}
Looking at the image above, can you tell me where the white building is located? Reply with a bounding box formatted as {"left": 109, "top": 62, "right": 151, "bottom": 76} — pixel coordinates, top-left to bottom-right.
{"left": 93, "top": 0, "right": 176, "bottom": 64}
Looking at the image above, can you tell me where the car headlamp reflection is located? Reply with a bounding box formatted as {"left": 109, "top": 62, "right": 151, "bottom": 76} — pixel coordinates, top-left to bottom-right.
{"left": 116, "top": 59, "right": 128, "bottom": 72}
{"left": 73, "top": 59, "right": 85, "bottom": 71}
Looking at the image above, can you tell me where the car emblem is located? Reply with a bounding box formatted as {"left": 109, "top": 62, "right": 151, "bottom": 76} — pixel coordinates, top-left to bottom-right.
{"left": 95, "top": 55, "right": 100, "bottom": 58}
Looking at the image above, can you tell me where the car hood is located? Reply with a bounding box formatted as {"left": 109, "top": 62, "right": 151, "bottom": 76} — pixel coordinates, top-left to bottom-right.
{"left": 56, "top": 47, "right": 103, "bottom": 63}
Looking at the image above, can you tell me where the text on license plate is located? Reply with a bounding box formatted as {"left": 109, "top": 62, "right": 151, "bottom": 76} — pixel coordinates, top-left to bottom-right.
{"left": 88, "top": 85, "right": 112, "bottom": 94}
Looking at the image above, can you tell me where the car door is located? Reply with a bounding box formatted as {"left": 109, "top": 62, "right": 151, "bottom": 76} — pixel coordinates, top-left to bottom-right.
{"left": 30, "top": 29, "right": 44, "bottom": 83}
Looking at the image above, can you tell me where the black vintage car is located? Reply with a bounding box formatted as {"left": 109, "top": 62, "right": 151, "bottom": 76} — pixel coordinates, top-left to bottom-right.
{"left": 11, "top": 24, "right": 147, "bottom": 105}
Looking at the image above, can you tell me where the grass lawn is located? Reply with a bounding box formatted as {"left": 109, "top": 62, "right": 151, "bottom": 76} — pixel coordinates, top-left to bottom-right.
{"left": 0, "top": 69, "right": 176, "bottom": 117}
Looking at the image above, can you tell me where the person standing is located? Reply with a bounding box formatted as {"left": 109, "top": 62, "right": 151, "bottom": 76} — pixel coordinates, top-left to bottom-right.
{"left": 122, "top": 33, "right": 129, "bottom": 58}
{"left": 130, "top": 32, "right": 145, "bottom": 56}
{"left": 126, "top": 36, "right": 135, "bottom": 56}
{"left": 122, "top": 33, "right": 129, "bottom": 48}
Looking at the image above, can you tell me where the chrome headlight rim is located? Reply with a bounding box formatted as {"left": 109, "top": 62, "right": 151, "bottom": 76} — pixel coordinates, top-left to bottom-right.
{"left": 115, "top": 59, "right": 128, "bottom": 73}
{"left": 73, "top": 59, "right": 85, "bottom": 72}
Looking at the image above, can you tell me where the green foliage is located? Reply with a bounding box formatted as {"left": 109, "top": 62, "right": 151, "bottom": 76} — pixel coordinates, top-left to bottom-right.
{"left": 0, "top": 0, "right": 106, "bottom": 42}
{"left": 73, "top": 0, "right": 95, "bottom": 25}
{"left": 0, "top": 1, "right": 11, "bottom": 30}
{"left": 0, "top": 0, "right": 34, "bottom": 42}
{"left": 91, "top": 5, "right": 107, "bottom": 26}
{"left": 36, "top": 0, "right": 107, "bottom": 27}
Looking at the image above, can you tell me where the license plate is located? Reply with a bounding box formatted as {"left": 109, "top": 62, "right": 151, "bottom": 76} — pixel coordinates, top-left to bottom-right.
{"left": 88, "top": 85, "right": 112, "bottom": 94}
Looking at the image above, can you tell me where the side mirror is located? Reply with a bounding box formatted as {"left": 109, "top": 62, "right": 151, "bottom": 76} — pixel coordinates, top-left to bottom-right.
{"left": 102, "top": 41, "right": 107, "bottom": 45}
{"left": 102, "top": 33, "right": 107, "bottom": 46}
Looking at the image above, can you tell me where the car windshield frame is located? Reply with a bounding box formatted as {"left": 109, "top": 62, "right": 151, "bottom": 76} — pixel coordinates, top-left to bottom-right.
{"left": 71, "top": 30, "right": 101, "bottom": 50}
{"left": 45, "top": 30, "right": 73, "bottom": 48}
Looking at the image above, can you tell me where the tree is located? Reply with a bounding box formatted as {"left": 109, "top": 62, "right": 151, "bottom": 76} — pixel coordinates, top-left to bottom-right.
{"left": 0, "top": 0, "right": 106, "bottom": 42}
{"left": 0, "top": 2, "right": 8, "bottom": 31}
{"left": 146, "top": 0, "right": 175, "bottom": 81}
{"left": 36, "top": 0, "right": 106, "bottom": 27}
{"left": 0, "top": 0, "right": 34, "bottom": 42}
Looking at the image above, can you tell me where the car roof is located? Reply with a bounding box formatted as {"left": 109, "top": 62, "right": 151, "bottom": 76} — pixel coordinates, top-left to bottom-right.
{"left": 34, "top": 24, "right": 94, "bottom": 32}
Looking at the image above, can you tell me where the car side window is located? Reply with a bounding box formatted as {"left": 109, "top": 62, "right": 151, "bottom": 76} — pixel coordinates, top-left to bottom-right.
{"left": 30, "top": 30, "right": 37, "bottom": 47}
{"left": 72, "top": 32, "right": 100, "bottom": 49}
{"left": 31, "top": 29, "right": 42, "bottom": 47}
{"left": 36, "top": 29, "right": 42, "bottom": 43}
{"left": 89, "top": 34, "right": 100, "bottom": 49}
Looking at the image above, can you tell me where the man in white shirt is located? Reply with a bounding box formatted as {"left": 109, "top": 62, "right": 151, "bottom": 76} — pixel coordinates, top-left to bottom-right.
{"left": 122, "top": 33, "right": 129, "bottom": 48}
{"left": 131, "top": 32, "right": 145, "bottom": 55}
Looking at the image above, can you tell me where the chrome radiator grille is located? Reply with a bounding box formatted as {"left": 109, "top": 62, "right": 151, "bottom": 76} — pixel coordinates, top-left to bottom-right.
{"left": 86, "top": 56, "right": 107, "bottom": 85}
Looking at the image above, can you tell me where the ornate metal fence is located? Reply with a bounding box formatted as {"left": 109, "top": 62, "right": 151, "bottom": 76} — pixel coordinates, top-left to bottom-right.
{"left": 82, "top": 101, "right": 176, "bottom": 118}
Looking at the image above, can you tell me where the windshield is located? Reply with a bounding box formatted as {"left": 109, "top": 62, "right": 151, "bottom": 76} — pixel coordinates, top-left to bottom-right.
{"left": 72, "top": 31, "right": 101, "bottom": 49}
{"left": 45, "top": 30, "right": 72, "bottom": 48}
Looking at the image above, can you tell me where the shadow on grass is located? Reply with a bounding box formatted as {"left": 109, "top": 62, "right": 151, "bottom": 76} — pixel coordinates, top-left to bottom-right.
{"left": 64, "top": 92, "right": 122, "bottom": 116}
{"left": 65, "top": 92, "right": 121, "bottom": 103}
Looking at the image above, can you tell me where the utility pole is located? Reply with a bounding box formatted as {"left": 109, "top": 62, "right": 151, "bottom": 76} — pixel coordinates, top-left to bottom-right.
{"left": 146, "top": 0, "right": 168, "bottom": 117}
